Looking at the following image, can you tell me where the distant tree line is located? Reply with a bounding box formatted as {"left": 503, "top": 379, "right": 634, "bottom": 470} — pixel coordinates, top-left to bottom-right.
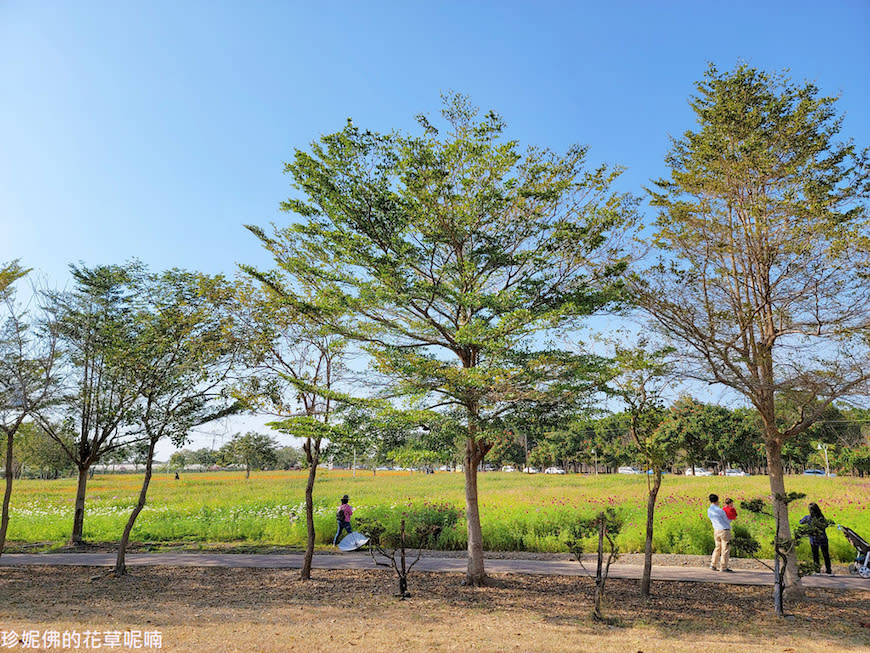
{"left": 486, "top": 399, "right": 870, "bottom": 477}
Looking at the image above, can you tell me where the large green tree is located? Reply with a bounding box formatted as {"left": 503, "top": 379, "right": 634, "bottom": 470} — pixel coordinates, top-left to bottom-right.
{"left": 35, "top": 263, "right": 148, "bottom": 546}
{"left": 114, "top": 269, "right": 246, "bottom": 576}
{"left": 247, "top": 95, "right": 636, "bottom": 585}
{"left": 634, "top": 64, "right": 870, "bottom": 595}
{"left": 656, "top": 398, "right": 762, "bottom": 472}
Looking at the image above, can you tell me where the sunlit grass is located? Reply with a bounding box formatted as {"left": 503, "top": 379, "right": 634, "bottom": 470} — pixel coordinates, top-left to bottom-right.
{"left": 6, "top": 470, "right": 868, "bottom": 562}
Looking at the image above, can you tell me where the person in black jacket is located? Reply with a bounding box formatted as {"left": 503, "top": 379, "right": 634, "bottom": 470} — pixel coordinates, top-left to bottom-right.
{"left": 799, "top": 502, "right": 832, "bottom": 575}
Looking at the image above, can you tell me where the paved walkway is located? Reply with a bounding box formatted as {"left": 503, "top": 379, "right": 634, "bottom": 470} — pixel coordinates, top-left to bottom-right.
{"left": 1, "top": 552, "right": 866, "bottom": 590}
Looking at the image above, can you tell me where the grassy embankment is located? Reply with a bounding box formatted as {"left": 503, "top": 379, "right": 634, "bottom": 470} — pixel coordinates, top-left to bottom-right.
{"left": 7, "top": 470, "right": 868, "bottom": 562}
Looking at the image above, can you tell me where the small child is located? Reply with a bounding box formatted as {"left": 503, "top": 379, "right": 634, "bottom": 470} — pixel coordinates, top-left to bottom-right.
{"left": 723, "top": 498, "right": 737, "bottom": 521}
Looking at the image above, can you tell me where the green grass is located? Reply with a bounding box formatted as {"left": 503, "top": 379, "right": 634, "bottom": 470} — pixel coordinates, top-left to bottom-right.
{"left": 5, "top": 469, "right": 868, "bottom": 563}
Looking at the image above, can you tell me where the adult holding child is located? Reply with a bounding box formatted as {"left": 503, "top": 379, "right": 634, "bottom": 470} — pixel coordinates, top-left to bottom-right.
{"left": 707, "top": 493, "right": 734, "bottom": 572}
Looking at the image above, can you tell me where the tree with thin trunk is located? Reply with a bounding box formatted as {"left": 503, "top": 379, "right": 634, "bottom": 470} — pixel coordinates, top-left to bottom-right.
{"left": 566, "top": 508, "right": 622, "bottom": 622}
{"left": 609, "top": 341, "right": 674, "bottom": 597}
{"left": 235, "top": 281, "right": 350, "bottom": 580}
{"left": 114, "top": 269, "right": 246, "bottom": 576}
{"left": 633, "top": 64, "right": 870, "bottom": 597}
{"left": 0, "top": 262, "right": 58, "bottom": 557}
{"left": 246, "top": 94, "right": 637, "bottom": 585}
{"left": 35, "top": 263, "right": 149, "bottom": 546}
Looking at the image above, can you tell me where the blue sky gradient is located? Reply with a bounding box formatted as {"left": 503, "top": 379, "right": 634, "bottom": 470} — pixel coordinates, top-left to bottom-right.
{"left": 3, "top": 1, "right": 867, "bottom": 287}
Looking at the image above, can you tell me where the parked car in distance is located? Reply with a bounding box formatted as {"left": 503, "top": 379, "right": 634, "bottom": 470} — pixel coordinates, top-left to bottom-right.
{"left": 803, "top": 469, "right": 835, "bottom": 476}
{"left": 725, "top": 468, "right": 749, "bottom": 476}
{"left": 645, "top": 469, "right": 669, "bottom": 475}
{"left": 501, "top": 465, "right": 516, "bottom": 473}
{"left": 544, "top": 467, "right": 566, "bottom": 474}
{"left": 617, "top": 466, "right": 642, "bottom": 474}
{"left": 523, "top": 466, "right": 540, "bottom": 474}
{"left": 684, "top": 467, "right": 713, "bottom": 476}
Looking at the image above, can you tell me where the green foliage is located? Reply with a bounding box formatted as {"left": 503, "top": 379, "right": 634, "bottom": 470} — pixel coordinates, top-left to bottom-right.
{"left": 218, "top": 432, "right": 279, "bottom": 474}
{"left": 359, "top": 499, "right": 463, "bottom": 549}
{"left": 246, "top": 92, "right": 637, "bottom": 448}
{"left": 730, "top": 523, "right": 761, "bottom": 558}
{"left": 0, "top": 260, "right": 28, "bottom": 296}
{"left": 565, "top": 508, "right": 623, "bottom": 557}
{"left": 740, "top": 498, "right": 767, "bottom": 514}
{"left": 13, "top": 422, "right": 75, "bottom": 479}
{"left": 637, "top": 63, "right": 870, "bottom": 449}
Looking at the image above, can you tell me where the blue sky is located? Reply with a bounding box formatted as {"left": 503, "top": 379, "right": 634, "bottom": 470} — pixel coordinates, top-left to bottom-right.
{"left": 2, "top": 1, "right": 868, "bottom": 454}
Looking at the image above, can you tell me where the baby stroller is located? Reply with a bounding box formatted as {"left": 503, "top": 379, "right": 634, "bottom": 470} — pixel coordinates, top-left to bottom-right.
{"left": 837, "top": 525, "right": 870, "bottom": 578}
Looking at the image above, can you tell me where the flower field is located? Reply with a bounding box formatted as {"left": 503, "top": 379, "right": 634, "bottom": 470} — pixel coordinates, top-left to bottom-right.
{"left": 6, "top": 470, "right": 868, "bottom": 562}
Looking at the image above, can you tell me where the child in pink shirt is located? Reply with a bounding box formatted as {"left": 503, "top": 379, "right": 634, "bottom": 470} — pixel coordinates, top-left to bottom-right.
{"left": 723, "top": 498, "right": 737, "bottom": 521}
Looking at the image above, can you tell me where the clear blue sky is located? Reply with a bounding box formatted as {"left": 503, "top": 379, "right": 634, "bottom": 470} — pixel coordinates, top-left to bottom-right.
{"left": 2, "top": 1, "right": 868, "bottom": 287}
{"left": 2, "top": 1, "right": 868, "bottom": 455}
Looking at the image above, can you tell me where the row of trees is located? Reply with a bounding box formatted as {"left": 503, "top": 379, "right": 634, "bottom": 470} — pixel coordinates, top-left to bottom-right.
{"left": 515, "top": 399, "right": 870, "bottom": 476}
{"left": 0, "top": 264, "right": 249, "bottom": 577}
{"left": 169, "top": 433, "right": 303, "bottom": 476}
{"left": 242, "top": 64, "right": 870, "bottom": 600}
{"left": 3, "top": 64, "right": 869, "bottom": 606}
{"left": 10, "top": 395, "right": 867, "bottom": 481}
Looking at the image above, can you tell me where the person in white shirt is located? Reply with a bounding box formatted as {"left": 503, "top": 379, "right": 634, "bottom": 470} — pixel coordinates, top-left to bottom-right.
{"left": 707, "top": 493, "right": 734, "bottom": 572}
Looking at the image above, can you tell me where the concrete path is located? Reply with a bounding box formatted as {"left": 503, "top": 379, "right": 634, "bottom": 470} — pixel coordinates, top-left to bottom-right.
{"left": 2, "top": 552, "right": 866, "bottom": 590}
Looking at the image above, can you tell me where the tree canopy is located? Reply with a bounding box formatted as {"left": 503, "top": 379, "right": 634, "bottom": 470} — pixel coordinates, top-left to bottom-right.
{"left": 633, "top": 63, "right": 870, "bottom": 593}
{"left": 247, "top": 93, "right": 638, "bottom": 584}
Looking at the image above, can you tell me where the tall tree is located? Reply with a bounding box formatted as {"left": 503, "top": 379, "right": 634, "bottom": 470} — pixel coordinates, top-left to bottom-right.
{"left": 235, "top": 281, "right": 350, "bottom": 580}
{"left": 0, "top": 262, "right": 58, "bottom": 556}
{"left": 609, "top": 341, "right": 673, "bottom": 597}
{"left": 247, "top": 94, "right": 637, "bottom": 585}
{"left": 634, "top": 64, "right": 870, "bottom": 594}
{"left": 114, "top": 269, "right": 246, "bottom": 576}
{"left": 35, "top": 263, "right": 149, "bottom": 545}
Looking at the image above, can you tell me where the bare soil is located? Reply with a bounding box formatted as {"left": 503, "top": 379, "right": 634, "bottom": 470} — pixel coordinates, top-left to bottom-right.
{"left": 2, "top": 564, "right": 868, "bottom": 652}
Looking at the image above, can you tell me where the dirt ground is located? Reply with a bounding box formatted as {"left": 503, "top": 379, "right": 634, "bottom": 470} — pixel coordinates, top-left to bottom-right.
{"left": 1, "top": 565, "right": 868, "bottom": 652}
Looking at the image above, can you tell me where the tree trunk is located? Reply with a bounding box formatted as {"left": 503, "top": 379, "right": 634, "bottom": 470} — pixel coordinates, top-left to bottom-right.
{"left": 641, "top": 470, "right": 662, "bottom": 597}
{"left": 69, "top": 465, "right": 90, "bottom": 546}
{"left": 463, "top": 437, "right": 486, "bottom": 586}
{"left": 593, "top": 519, "right": 605, "bottom": 621}
{"left": 398, "top": 518, "right": 408, "bottom": 597}
{"left": 300, "top": 438, "right": 319, "bottom": 580}
{"left": 765, "top": 438, "right": 802, "bottom": 597}
{"left": 115, "top": 439, "right": 157, "bottom": 576}
{"left": 0, "top": 430, "right": 14, "bottom": 558}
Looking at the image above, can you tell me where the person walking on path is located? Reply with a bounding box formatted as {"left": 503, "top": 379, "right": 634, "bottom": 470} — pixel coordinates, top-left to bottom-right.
{"left": 723, "top": 497, "right": 737, "bottom": 522}
{"left": 333, "top": 494, "right": 353, "bottom": 546}
{"left": 799, "top": 502, "right": 833, "bottom": 575}
{"left": 707, "top": 493, "right": 734, "bottom": 572}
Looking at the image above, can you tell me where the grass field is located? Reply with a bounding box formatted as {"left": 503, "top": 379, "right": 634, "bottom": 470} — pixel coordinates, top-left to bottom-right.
{"left": 6, "top": 470, "right": 868, "bottom": 563}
